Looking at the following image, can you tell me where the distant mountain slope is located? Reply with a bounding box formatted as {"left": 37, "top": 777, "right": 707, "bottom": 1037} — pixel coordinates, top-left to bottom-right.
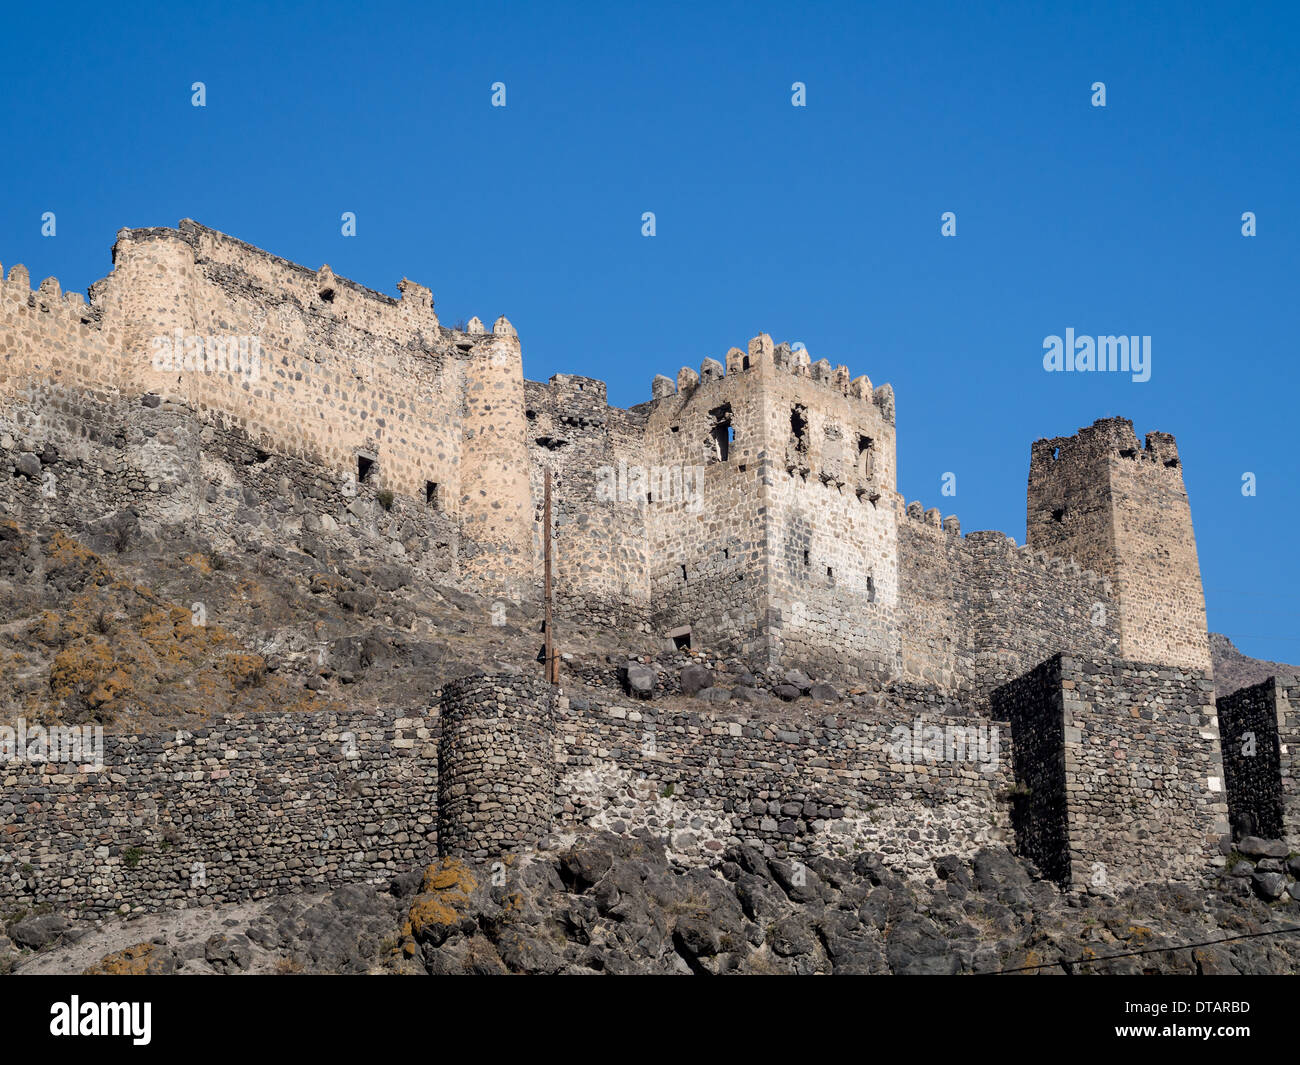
{"left": 1210, "top": 632, "right": 1299, "bottom": 698}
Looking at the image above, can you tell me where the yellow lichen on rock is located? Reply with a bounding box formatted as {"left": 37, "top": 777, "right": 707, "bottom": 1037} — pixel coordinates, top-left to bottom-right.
{"left": 399, "top": 858, "right": 479, "bottom": 951}
{"left": 83, "top": 942, "right": 167, "bottom": 975}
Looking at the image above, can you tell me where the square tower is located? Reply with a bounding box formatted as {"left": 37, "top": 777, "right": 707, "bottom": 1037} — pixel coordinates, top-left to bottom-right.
{"left": 994, "top": 653, "right": 1228, "bottom": 890}
{"left": 1026, "top": 418, "right": 1210, "bottom": 672}
{"left": 638, "top": 335, "right": 902, "bottom": 679}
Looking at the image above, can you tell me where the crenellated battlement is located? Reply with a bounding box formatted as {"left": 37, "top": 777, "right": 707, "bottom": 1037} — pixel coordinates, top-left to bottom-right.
{"left": 648, "top": 333, "right": 895, "bottom": 423}
{"left": 0, "top": 264, "right": 98, "bottom": 324}
{"left": 102, "top": 222, "right": 539, "bottom": 356}
{"left": 902, "top": 498, "right": 961, "bottom": 535}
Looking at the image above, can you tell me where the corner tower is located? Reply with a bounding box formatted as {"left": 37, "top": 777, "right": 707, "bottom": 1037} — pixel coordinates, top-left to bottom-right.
{"left": 1026, "top": 417, "right": 1210, "bottom": 672}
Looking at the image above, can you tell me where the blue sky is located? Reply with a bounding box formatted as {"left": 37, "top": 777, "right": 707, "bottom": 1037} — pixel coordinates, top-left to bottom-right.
{"left": 1, "top": 1, "right": 1296, "bottom": 661}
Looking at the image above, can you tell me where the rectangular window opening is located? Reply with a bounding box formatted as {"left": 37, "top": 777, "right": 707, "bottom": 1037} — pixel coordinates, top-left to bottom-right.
{"left": 709, "top": 403, "right": 734, "bottom": 462}
{"left": 857, "top": 434, "right": 875, "bottom": 479}
{"left": 791, "top": 405, "right": 809, "bottom": 452}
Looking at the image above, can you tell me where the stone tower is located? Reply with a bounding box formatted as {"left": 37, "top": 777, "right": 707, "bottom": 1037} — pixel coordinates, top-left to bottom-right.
{"left": 1026, "top": 417, "right": 1210, "bottom": 672}
{"left": 458, "top": 316, "right": 535, "bottom": 599}
{"left": 638, "top": 334, "right": 902, "bottom": 679}
{"left": 437, "top": 671, "right": 556, "bottom": 858}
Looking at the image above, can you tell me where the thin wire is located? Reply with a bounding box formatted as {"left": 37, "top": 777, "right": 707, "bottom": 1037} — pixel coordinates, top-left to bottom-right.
{"left": 994, "top": 922, "right": 1300, "bottom": 974}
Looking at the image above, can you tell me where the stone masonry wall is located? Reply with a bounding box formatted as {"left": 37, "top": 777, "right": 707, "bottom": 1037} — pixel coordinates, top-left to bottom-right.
{"left": 990, "top": 657, "right": 1071, "bottom": 884}
{"left": 0, "top": 706, "right": 439, "bottom": 918}
{"left": 899, "top": 513, "right": 1120, "bottom": 707}
{"left": 627, "top": 334, "right": 901, "bottom": 677}
{"left": 0, "top": 387, "right": 461, "bottom": 598}
{"left": 1217, "top": 676, "right": 1299, "bottom": 845}
{"left": 4, "top": 224, "right": 1214, "bottom": 687}
{"left": 1064, "top": 658, "right": 1227, "bottom": 888}
{"left": 437, "top": 671, "right": 556, "bottom": 858}
{"left": 524, "top": 375, "right": 652, "bottom": 632}
{"left": 1, "top": 222, "right": 527, "bottom": 597}
{"left": 756, "top": 340, "right": 901, "bottom": 678}
{"left": 555, "top": 683, "right": 1012, "bottom": 880}
{"left": 994, "top": 654, "right": 1227, "bottom": 890}
{"left": 636, "top": 344, "right": 777, "bottom": 663}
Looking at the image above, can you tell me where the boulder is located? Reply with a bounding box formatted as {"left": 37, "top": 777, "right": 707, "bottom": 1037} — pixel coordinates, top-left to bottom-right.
{"left": 1251, "top": 871, "right": 1287, "bottom": 901}
{"left": 784, "top": 669, "right": 813, "bottom": 693}
{"left": 1238, "top": 836, "right": 1288, "bottom": 859}
{"left": 625, "top": 662, "right": 655, "bottom": 699}
{"left": 15, "top": 452, "right": 41, "bottom": 480}
{"left": 9, "top": 914, "right": 70, "bottom": 950}
{"left": 680, "top": 663, "right": 714, "bottom": 696}
{"left": 204, "top": 933, "right": 253, "bottom": 972}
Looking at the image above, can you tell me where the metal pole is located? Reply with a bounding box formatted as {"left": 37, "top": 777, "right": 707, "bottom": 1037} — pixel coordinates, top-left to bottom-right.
{"left": 544, "top": 467, "right": 557, "bottom": 684}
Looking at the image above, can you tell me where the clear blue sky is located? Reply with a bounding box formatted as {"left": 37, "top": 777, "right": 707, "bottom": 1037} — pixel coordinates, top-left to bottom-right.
{"left": 2, "top": 1, "right": 1296, "bottom": 662}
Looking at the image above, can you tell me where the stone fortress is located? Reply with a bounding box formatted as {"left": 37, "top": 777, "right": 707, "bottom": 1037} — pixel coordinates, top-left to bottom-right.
{"left": 1, "top": 220, "right": 1296, "bottom": 917}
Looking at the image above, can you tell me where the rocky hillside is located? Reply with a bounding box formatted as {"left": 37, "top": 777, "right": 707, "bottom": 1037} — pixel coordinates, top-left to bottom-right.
{"left": 0, "top": 513, "right": 609, "bottom": 733}
{"left": 1210, "top": 632, "right": 1298, "bottom": 699}
{"left": 8, "top": 828, "right": 1300, "bottom": 975}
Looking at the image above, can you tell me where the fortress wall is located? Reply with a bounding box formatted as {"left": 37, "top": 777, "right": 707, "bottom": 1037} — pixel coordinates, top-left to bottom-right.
{"left": 898, "top": 516, "right": 1120, "bottom": 705}
{"left": 1063, "top": 658, "right": 1226, "bottom": 889}
{"left": 0, "top": 384, "right": 210, "bottom": 550}
{"left": 195, "top": 410, "right": 462, "bottom": 580}
{"left": 0, "top": 706, "right": 440, "bottom": 918}
{"left": 458, "top": 327, "right": 535, "bottom": 593}
{"left": 2, "top": 222, "right": 496, "bottom": 588}
{"left": 122, "top": 223, "right": 473, "bottom": 510}
{"left": 965, "top": 532, "right": 1120, "bottom": 699}
{"left": 1106, "top": 438, "right": 1210, "bottom": 671}
{"left": 1217, "top": 677, "right": 1300, "bottom": 845}
{"left": 555, "top": 687, "right": 1012, "bottom": 879}
{"left": 525, "top": 376, "right": 652, "bottom": 630}
{"left": 994, "top": 655, "right": 1226, "bottom": 890}
{"left": 991, "top": 657, "right": 1070, "bottom": 884}
{"left": 628, "top": 338, "right": 902, "bottom": 673}
{"left": 4, "top": 673, "right": 1014, "bottom": 920}
{"left": 1279, "top": 680, "right": 1299, "bottom": 844}
{"left": 0, "top": 388, "right": 461, "bottom": 588}
{"left": 896, "top": 509, "right": 974, "bottom": 691}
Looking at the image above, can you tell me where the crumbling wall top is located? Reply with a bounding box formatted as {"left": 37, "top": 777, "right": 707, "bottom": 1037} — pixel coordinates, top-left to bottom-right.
{"left": 1031, "top": 417, "right": 1181, "bottom": 472}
